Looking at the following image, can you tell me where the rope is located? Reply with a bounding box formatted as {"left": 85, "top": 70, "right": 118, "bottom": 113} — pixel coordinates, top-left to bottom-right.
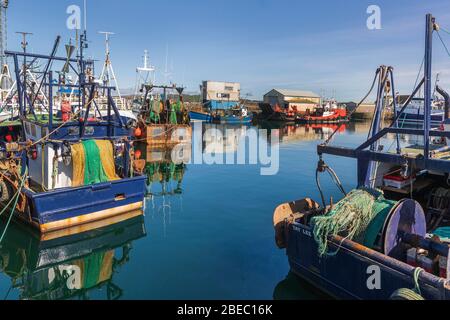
{"left": 413, "top": 267, "right": 424, "bottom": 296}
{"left": 322, "top": 69, "right": 380, "bottom": 146}
{"left": 436, "top": 31, "right": 450, "bottom": 58}
{"left": 0, "top": 168, "right": 28, "bottom": 243}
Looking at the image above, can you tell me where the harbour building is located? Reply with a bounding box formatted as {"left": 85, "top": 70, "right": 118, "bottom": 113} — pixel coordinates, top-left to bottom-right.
{"left": 263, "top": 89, "right": 320, "bottom": 114}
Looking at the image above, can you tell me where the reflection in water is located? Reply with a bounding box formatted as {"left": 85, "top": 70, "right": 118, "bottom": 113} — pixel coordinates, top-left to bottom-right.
{"left": 273, "top": 272, "right": 332, "bottom": 300}
{"left": 135, "top": 143, "right": 190, "bottom": 197}
{"left": 202, "top": 123, "right": 250, "bottom": 154}
{"left": 259, "top": 121, "right": 350, "bottom": 143}
{"left": 0, "top": 216, "right": 146, "bottom": 300}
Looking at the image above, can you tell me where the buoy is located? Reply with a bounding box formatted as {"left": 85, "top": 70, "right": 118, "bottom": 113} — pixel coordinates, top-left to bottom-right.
{"left": 135, "top": 149, "right": 142, "bottom": 159}
{"left": 134, "top": 127, "right": 142, "bottom": 138}
{"left": 31, "top": 150, "right": 38, "bottom": 160}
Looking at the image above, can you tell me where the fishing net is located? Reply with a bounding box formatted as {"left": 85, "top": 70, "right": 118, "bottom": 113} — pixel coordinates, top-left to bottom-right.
{"left": 72, "top": 140, "right": 118, "bottom": 187}
{"left": 71, "top": 143, "right": 86, "bottom": 187}
{"left": 147, "top": 100, "right": 161, "bottom": 123}
{"left": 94, "top": 140, "right": 119, "bottom": 182}
{"left": 169, "top": 103, "right": 178, "bottom": 125}
{"left": 83, "top": 140, "right": 109, "bottom": 185}
{"left": 312, "top": 188, "right": 390, "bottom": 257}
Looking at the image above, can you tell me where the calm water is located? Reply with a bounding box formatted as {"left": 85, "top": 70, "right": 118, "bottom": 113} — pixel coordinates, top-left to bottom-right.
{"left": 0, "top": 121, "right": 374, "bottom": 300}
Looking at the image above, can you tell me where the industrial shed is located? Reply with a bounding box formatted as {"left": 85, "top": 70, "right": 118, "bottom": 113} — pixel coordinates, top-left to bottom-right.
{"left": 263, "top": 89, "right": 321, "bottom": 113}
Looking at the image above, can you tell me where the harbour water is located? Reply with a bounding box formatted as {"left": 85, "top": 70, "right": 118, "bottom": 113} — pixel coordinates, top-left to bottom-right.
{"left": 0, "top": 121, "right": 373, "bottom": 300}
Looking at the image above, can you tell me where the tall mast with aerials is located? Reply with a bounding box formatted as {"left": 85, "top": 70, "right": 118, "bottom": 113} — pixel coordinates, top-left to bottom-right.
{"left": 163, "top": 44, "right": 172, "bottom": 85}
{"left": 134, "top": 49, "right": 155, "bottom": 97}
{"left": 98, "top": 31, "right": 122, "bottom": 100}
{"left": 0, "top": 0, "right": 12, "bottom": 96}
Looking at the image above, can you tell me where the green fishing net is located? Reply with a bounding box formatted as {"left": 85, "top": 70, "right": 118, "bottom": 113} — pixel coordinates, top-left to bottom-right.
{"left": 312, "top": 188, "right": 393, "bottom": 257}
{"left": 82, "top": 140, "right": 109, "bottom": 185}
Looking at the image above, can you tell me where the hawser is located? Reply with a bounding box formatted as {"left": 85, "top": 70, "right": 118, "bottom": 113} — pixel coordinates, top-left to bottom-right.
{"left": 0, "top": 215, "right": 146, "bottom": 300}
{"left": 274, "top": 14, "right": 450, "bottom": 300}
{"left": 1, "top": 32, "right": 146, "bottom": 236}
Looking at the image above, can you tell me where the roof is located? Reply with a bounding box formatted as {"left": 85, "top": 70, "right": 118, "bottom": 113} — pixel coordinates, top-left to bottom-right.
{"left": 267, "top": 89, "right": 320, "bottom": 98}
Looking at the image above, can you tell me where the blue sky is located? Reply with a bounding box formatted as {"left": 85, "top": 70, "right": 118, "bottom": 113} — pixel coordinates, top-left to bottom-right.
{"left": 6, "top": 0, "right": 450, "bottom": 100}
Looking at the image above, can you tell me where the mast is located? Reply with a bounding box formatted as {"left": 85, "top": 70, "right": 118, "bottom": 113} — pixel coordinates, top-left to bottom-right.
{"left": 0, "top": 0, "right": 7, "bottom": 70}
{"left": 99, "top": 31, "right": 122, "bottom": 100}
{"left": 424, "top": 14, "right": 434, "bottom": 161}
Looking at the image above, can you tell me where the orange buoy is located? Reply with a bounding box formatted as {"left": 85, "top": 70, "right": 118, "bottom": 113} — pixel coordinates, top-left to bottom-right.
{"left": 135, "top": 149, "right": 142, "bottom": 159}
{"left": 134, "top": 127, "right": 142, "bottom": 138}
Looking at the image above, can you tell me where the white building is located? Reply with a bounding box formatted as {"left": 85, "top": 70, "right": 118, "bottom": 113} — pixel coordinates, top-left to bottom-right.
{"left": 201, "top": 81, "right": 240, "bottom": 108}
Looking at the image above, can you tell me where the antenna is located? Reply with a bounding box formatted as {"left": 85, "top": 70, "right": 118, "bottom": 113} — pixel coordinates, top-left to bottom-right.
{"left": 134, "top": 50, "right": 156, "bottom": 98}
{"left": 84, "top": 0, "right": 87, "bottom": 32}
{"left": 163, "top": 43, "right": 172, "bottom": 84}
{"left": 16, "top": 31, "right": 33, "bottom": 53}
{"left": 98, "top": 31, "right": 121, "bottom": 99}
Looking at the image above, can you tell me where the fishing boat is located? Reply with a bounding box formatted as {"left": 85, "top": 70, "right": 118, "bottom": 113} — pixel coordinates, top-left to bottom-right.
{"left": 255, "top": 103, "right": 296, "bottom": 123}
{"left": 134, "top": 84, "right": 191, "bottom": 146}
{"left": 1, "top": 33, "right": 146, "bottom": 235}
{"left": 274, "top": 15, "right": 450, "bottom": 300}
{"left": 395, "top": 94, "right": 446, "bottom": 127}
{"left": 190, "top": 104, "right": 253, "bottom": 125}
{"left": 296, "top": 100, "right": 348, "bottom": 124}
{"left": 0, "top": 214, "right": 146, "bottom": 300}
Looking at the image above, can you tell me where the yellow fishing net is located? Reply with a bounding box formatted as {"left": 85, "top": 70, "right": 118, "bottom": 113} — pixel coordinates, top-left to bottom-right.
{"left": 71, "top": 143, "right": 86, "bottom": 187}
{"left": 94, "top": 140, "right": 119, "bottom": 182}
{"left": 71, "top": 140, "right": 119, "bottom": 187}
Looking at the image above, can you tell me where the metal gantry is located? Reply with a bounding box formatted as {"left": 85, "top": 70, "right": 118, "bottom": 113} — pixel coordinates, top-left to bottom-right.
{"left": 317, "top": 14, "right": 450, "bottom": 186}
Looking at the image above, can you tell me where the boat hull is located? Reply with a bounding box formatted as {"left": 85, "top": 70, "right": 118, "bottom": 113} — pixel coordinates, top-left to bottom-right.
{"left": 286, "top": 222, "right": 450, "bottom": 300}
{"left": 20, "top": 175, "right": 147, "bottom": 234}
{"left": 396, "top": 111, "right": 444, "bottom": 126}
{"left": 189, "top": 111, "right": 253, "bottom": 124}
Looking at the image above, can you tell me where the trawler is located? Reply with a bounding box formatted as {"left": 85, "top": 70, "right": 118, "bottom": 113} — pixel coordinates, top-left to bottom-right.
{"left": 274, "top": 14, "right": 450, "bottom": 300}
{"left": 1, "top": 33, "right": 146, "bottom": 235}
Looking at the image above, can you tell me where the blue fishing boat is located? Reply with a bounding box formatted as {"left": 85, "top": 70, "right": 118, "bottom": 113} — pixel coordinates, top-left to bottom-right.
{"left": 189, "top": 107, "right": 253, "bottom": 125}
{"left": 274, "top": 14, "right": 450, "bottom": 300}
{"left": 2, "top": 33, "right": 146, "bottom": 235}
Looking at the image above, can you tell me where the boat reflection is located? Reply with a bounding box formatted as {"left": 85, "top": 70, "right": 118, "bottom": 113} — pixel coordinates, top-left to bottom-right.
{"left": 258, "top": 122, "right": 349, "bottom": 143}
{"left": 273, "top": 272, "right": 332, "bottom": 300}
{"left": 134, "top": 142, "right": 191, "bottom": 197}
{"left": 0, "top": 215, "right": 146, "bottom": 300}
{"left": 202, "top": 123, "right": 249, "bottom": 154}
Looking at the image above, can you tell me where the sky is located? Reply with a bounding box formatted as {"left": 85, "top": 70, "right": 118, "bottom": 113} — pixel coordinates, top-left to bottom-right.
{"left": 5, "top": 0, "right": 450, "bottom": 101}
